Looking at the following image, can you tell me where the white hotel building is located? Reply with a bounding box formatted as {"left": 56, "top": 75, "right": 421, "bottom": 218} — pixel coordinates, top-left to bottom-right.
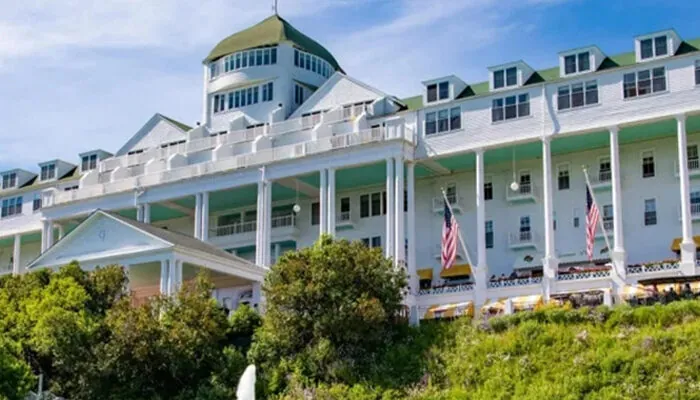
{"left": 2, "top": 16, "right": 700, "bottom": 319}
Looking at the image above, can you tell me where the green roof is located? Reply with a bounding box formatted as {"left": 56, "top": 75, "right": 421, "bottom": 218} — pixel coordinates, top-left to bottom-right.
{"left": 404, "top": 37, "right": 700, "bottom": 109}
{"left": 204, "top": 15, "right": 342, "bottom": 72}
{"left": 158, "top": 114, "right": 192, "bottom": 132}
{"left": 1, "top": 167, "right": 80, "bottom": 198}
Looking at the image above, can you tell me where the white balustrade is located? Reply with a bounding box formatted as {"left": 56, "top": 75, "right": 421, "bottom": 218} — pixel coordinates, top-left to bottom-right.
{"left": 487, "top": 276, "right": 542, "bottom": 288}
{"left": 556, "top": 269, "right": 611, "bottom": 281}
{"left": 626, "top": 261, "right": 680, "bottom": 275}
{"left": 212, "top": 213, "right": 296, "bottom": 238}
{"left": 418, "top": 284, "right": 474, "bottom": 296}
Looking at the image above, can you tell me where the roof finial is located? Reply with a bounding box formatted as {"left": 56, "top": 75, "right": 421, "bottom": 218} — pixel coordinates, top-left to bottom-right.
{"left": 272, "top": 0, "right": 278, "bottom": 15}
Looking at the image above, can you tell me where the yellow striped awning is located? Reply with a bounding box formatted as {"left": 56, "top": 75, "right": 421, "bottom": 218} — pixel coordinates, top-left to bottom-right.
{"left": 424, "top": 302, "right": 474, "bottom": 320}
{"left": 621, "top": 284, "right": 654, "bottom": 299}
{"left": 511, "top": 295, "right": 544, "bottom": 312}
{"left": 670, "top": 236, "right": 700, "bottom": 251}
{"left": 480, "top": 298, "right": 508, "bottom": 313}
{"left": 417, "top": 268, "right": 433, "bottom": 281}
{"left": 440, "top": 264, "right": 472, "bottom": 278}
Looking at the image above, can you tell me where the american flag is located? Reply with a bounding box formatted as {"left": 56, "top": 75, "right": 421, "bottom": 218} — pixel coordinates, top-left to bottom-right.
{"left": 586, "top": 185, "right": 600, "bottom": 261}
{"left": 442, "top": 200, "right": 459, "bottom": 269}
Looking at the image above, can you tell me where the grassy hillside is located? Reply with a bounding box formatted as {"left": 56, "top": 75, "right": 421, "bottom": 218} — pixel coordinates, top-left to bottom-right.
{"left": 278, "top": 301, "right": 700, "bottom": 399}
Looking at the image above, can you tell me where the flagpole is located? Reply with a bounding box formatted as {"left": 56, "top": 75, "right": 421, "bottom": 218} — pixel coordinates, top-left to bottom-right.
{"left": 441, "top": 188, "right": 475, "bottom": 268}
{"left": 582, "top": 167, "right": 615, "bottom": 267}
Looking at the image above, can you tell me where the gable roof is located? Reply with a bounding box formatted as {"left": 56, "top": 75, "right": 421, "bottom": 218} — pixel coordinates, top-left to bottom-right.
{"left": 0, "top": 167, "right": 79, "bottom": 198}
{"left": 159, "top": 114, "right": 192, "bottom": 132}
{"left": 29, "top": 210, "right": 257, "bottom": 269}
{"left": 204, "top": 15, "right": 342, "bottom": 72}
{"left": 115, "top": 113, "right": 191, "bottom": 156}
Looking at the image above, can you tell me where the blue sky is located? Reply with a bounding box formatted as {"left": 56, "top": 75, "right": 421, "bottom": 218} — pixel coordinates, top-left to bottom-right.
{"left": 1, "top": 0, "right": 699, "bottom": 172}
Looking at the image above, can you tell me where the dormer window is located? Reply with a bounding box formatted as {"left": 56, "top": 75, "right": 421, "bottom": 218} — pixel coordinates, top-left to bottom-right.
{"left": 640, "top": 35, "right": 667, "bottom": 60}
{"left": 81, "top": 154, "right": 98, "bottom": 172}
{"left": 1, "top": 173, "right": 17, "bottom": 189}
{"left": 564, "top": 52, "right": 590, "bottom": 75}
{"left": 494, "top": 67, "right": 517, "bottom": 89}
{"left": 427, "top": 81, "right": 450, "bottom": 103}
{"left": 40, "top": 164, "right": 56, "bottom": 181}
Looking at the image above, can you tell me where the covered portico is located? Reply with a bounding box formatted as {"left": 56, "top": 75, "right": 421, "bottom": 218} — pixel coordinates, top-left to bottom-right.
{"left": 28, "top": 210, "right": 266, "bottom": 309}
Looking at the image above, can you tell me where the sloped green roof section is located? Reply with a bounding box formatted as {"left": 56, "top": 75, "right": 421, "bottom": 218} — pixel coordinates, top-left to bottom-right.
{"left": 204, "top": 15, "right": 342, "bottom": 71}
{"left": 401, "top": 95, "right": 423, "bottom": 111}
{"left": 158, "top": 114, "right": 192, "bottom": 132}
{"left": 414, "top": 37, "right": 697, "bottom": 103}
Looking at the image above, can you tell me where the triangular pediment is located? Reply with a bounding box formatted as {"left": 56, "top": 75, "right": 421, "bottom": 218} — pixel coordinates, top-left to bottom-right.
{"left": 289, "top": 73, "right": 389, "bottom": 118}
{"left": 30, "top": 212, "right": 172, "bottom": 269}
{"left": 115, "top": 114, "right": 190, "bottom": 156}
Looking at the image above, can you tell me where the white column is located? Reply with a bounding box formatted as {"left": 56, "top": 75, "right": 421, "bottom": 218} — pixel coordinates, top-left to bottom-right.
{"left": 255, "top": 181, "right": 265, "bottom": 266}
{"left": 159, "top": 259, "right": 169, "bottom": 295}
{"left": 406, "top": 162, "right": 419, "bottom": 326}
{"left": 200, "top": 192, "right": 209, "bottom": 241}
{"left": 251, "top": 281, "right": 262, "bottom": 311}
{"left": 40, "top": 220, "right": 47, "bottom": 253}
{"left": 319, "top": 169, "right": 328, "bottom": 236}
{"left": 57, "top": 224, "right": 65, "bottom": 241}
{"left": 609, "top": 126, "right": 627, "bottom": 276}
{"left": 194, "top": 193, "right": 202, "bottom": 239}
{"left": 541, "top": 137, "right": 557, "bottom": 300}
{"left": 169, "top": 259, "right": 182, "bottom": 295}
{"left": 475, "top": 149, "right": 487, "bottom": 270}
{"left": 136, "top": 204, "right": 144, "bottom": 222}
{"left": 394, "top": 157, "right": 405, "bottom": 266}
{"left": 143, "top": 203, "right": 151, "bottom": 224}
{"left": 327, "top": 168, "right": 336, "bottom": 236}
{"left": 263, "top": 181, "right": 272, "bottom": 267}
{"left": 12, "top": 234, "right": 21, "bottom": 275}
{"left": 474, "top": 149, "right": 488, "bottom": 310}
{"left": 45, "top": 219, "right": 54, "bottom": 250}
{"left": 677, "top": 114, "right": 696, "bottom": 273}
{"left": 385, "top": 158, "right": 395, "bottom": 258}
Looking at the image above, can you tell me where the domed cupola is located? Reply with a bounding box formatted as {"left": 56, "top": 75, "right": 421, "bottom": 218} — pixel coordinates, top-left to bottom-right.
{"left": 204, "top": 15, "right": 341, "bottom": 72}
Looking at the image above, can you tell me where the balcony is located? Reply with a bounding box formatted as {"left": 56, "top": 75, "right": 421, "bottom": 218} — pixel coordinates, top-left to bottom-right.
{"left": 49, "top": 126, "right": 415, "bottom": 206}
{"left": 432, "top": 193, "right": 464, "bottom": 214}
{"left": 557, "top": 268, "right": 611, "bottom": 281}
{"left": 588, "top": 169, "right": 612, "bottom": 190}
{"left": 626, "top": 260, "right": 680, "bottom": 276}
{"left": 505, "top": 182, "right": 537, "bottom": 202}
{"left": 508, "top": 231, "right": 538, "bottom": 249}
{"left": 336, "top": 210, "right": 356, "bottom": 230}
{"left": 487, "top": 276, "right": 542, "bottom": 289}
{"left": 674, "top": 158, "right": 700, "bottom": 178}
{"left": 209, "top": 213, "right": 298, "bottom": 247}
{"left": 418, "top": 283, "right": 474, "bottom": 296}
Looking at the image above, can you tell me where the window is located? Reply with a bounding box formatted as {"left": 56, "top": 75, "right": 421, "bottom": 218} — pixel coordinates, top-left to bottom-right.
{"left": 640, "top": 35, "right": 668, "bottom": 60}
{"left": 573, "top": 217, "right": 580, "bottom": 228}
{"left": 427, "top": 84, "right": 437, "bottom": 102}
{"left": 603, "top": 205, "right": 613, "bottom": 229}
{"left": 360, "top": 191, "right": 385, "bottom": 218}
{"left": 294, "top": 49, "right": 332, "bottom": 77}
{"left": 623, "top": 67, "right": 666, "bottom": 99}
{"left": 2, "top": 173, "right": 17, "bottom": 189}
{"left": 371, "top": 192, "right": 382, "bottom": 216}
{"left": 688, "top": 145, "right": 699, "bottom": 170}
{"left": 425, "top": 106, "right": 460, "bottom": 135}
{"left": 445, "top": 184, "right": 457, "bottom": 205}
{"left": 1, "top": 196, "right": 22, "bottom": 218}
{"left": 520, "top": 216, "right": 531, "bottom": 241}
{"left": 81, "top": 155, "right": 98, "bottom": 172}
{"left": 599, "top": 157, "right": 611, "bottom": 181}
{"left": 40, "top": 164, "right": 56, "bottom": 181}
{"left": 438, "top": 82, "right": 449, "bottom": 100}
{"left": 492, "top": 94, "right": 529, "bottom": 122}
{"left": 311, "top": 202, "right": 320, "bottom": 226}
{"left": 340, "top": 197, "right": 350, "bottom": 221}
{"left": 695, "top": 60, "right": 700, "bottom": 85}
{"left": 519, "top": 172, "right": 531, "bottom": 193}
{"left": 64, "top": 185, "right": 78, "bottom": 192}
{"left": 642, "top": 150, "right": 655, "bottom": 178}
{"left": 557, "top": 164, "right": 570, "bottom": 190}
{"left": 644, "top": 199, "right": 657, "bottom": 226}
{"left": 558, "top": 80, "right": 598, "bottom": 110}
{"left": 361, "top": 236, "right": 382, "bottom": 248}
{"left": 484, "top": 179, "right": 493, "bottom": 201}
{"left": 360, "top": 195, "right": 369, "bottom": 218}
{"left": 485, "top": 220, "right": 494, "bottom": 249}
{"left": 294, "top": 84, "right": 304, "bottom": 105}
{"left": 33, "top": 194, "right": 42, "bottom": 211}
{"left": 209, "top": 63, "right": 218, "bottom": 79}
{"left": 493, "top": 67, "right": 517, "bottom": 89}
{"left": 564, "top": 51, "right": 591, "bottom": 75}
{"left": 262, "top": 82, "right": 274, "bottom": 102}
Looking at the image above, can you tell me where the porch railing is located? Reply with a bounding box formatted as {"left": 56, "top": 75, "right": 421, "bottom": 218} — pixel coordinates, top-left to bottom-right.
{"left": 213, "top": 214, "right": 296, "bottom": 237}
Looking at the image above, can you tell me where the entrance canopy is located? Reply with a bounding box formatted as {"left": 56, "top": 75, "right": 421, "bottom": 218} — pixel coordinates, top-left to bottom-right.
{"left": 28, "top": 210, "right": 266, "bottom": 285}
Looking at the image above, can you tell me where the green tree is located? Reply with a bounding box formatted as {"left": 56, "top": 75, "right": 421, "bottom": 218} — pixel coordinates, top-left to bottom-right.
{"left": 0, "top": 338, "right": 34, "bottom": 400}
{"left": 250, "top": 235, "right": 407, "bottom": 393}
